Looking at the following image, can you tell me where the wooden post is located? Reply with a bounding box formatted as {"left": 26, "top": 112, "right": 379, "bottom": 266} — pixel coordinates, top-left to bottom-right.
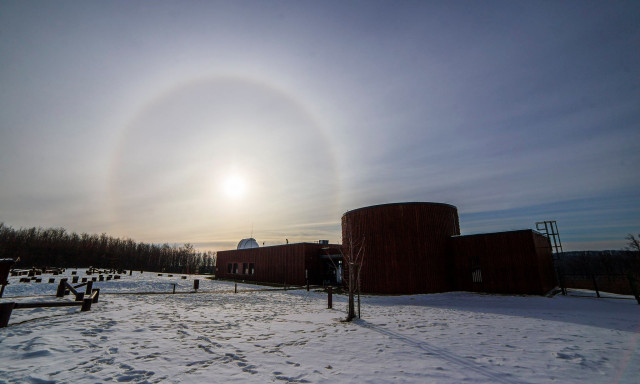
{"left": 172, "top": 284, "right": 176, "bottom": 294}
{"left": 0, "top": 302, "right": 15, "bottom": 328}
{"left": 327, "top": 286, "right": 333, "bottom": 309}
{"left": 91, "top": 289, "right": 100, "bottom": 303}
{"left": 0, "top": 284, "right": 5, "bottom": 298}
{"left": 85, "top": 281, "right": 93, "bottom": 295}
{"left": 592, "top": 274, "right": 600, "bottom": 298}
{"left": 72, "top": 276, "right": 79, "bottom": 284}
{"left": 75, "top": 292, "right": 84, "bottom": 302}
{"left": 234, "top": 283, "right": 237, "bottom": 293}
{"left": 81, "top": 297, "right": 92, "bottom": 311}
{"left": 56, "top": 278, "right": 67, "bottom": 297}
{"left": 560, "top": 274, "right": 567, "bottom": 295}
{"left": 193, "top": 279, "right": 199, "bottom": 291}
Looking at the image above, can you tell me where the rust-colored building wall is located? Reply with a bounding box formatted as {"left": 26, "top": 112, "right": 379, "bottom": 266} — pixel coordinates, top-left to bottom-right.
{"left": 216, "top": 243, "right": 333, "bottom": 286}
{"left": 342, "top": 202, "right": 460, "bottom": 294}
{"left": 215, "top": 202, "right": 557, "bottom": 296}
{"left": 451, "top": 230, "right": 555, "bottom": 295}
{"left": 531, "top": 231, "right": 556, "bottom": 293}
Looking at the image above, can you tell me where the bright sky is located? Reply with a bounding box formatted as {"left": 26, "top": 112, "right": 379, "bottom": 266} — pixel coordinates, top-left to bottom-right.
{"left": 1, "top": 1, "right": 638, "bottom": 252}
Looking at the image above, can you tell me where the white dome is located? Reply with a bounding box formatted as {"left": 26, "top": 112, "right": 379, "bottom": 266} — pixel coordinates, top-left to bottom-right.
{"left": 237, "top": 238, "right": 259, "bottom": 250}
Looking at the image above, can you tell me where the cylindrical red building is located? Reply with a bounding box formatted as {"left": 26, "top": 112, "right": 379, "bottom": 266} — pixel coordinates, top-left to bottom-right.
{"left": 341, "top": 202, "right": 460, "bottom": 294}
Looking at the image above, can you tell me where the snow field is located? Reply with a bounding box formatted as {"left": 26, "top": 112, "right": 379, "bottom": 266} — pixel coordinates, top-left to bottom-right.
{"left": 0, "top": 270, "right": 638, "bottom": 383}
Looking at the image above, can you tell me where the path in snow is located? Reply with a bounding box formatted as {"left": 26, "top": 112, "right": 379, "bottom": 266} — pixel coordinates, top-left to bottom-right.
{"left": 357, "top": 320, "right": 525, "bottom": 384}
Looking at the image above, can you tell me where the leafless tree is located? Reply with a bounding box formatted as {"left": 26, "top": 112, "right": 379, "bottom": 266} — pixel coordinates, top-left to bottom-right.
{"left": 625, "top": 234, "right": 640, "bottom": 276}
{"left": 341, "top": 219, "right": 365, "bottom": 322}
{"left": 626, "top": 234, "right": 640, "bottom": 254}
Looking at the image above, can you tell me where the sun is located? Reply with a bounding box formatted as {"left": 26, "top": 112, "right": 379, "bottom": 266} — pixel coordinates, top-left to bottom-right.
{"left": 223, "top": 174, "right": 247, "bottom": 199}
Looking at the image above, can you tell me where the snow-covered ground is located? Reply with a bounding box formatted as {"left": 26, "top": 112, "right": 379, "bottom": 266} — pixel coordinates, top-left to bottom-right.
{"left": 1, "top": 269, "right": 638, "bottom": 383}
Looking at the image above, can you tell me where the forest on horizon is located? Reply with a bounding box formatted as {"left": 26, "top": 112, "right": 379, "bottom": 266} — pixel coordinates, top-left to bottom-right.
{"left": 0, "top": 223, "right": 215, "bottom": 274}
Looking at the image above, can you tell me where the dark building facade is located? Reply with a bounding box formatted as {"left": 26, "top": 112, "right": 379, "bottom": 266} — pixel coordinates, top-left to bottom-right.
{"left": 216, "top": 202, "right": 556, "bottom": 295}
{"left": 216, "top": 242, "right": 341, "bottom": 286}
{"left": 451, "top": 230, "right": 556, "bottom": 295}
{"left": 342, "top": 202, "right": 460, "bottom": 294}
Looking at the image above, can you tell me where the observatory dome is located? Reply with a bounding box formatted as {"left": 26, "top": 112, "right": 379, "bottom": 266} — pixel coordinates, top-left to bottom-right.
{"left": 237, "top": 238, "right": 259, "bottom": 250}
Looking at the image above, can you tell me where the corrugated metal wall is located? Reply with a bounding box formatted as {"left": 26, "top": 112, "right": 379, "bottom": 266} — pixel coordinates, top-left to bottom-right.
{"left": 342, "top": 202, "right": 460, "bottom": 294}
{"left": 451, "top": 230, "right": 555, "bottom": 295}
{"left": 216, "top": 243, "right": 333, "bottom": 286}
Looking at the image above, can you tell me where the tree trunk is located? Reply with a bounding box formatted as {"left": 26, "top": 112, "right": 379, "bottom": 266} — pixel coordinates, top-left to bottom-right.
{"left": 347, "top": 262, "right": 356, "bottom": 321}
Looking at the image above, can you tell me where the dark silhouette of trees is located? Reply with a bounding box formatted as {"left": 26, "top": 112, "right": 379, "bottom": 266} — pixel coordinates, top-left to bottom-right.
{"left": 0, "top": 223, "right": 215, "bottom": 273}
{"left": 554, "top": 236, "right": 640, "bottom": 296}
{"left": 557, "top": 250, "right": 640, "bottom": 277}
{"left": 626, "top": 233, "right": 640, "bottom": 254}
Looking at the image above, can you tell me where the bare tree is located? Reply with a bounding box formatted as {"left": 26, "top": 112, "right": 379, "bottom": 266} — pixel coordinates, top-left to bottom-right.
{"left": 341, "top": 218, "right": 365, "bottom": 322}
{"left": 625, "top": 234, "right": 640, "bottom": 276}
{"left": 626, "top": 234, "right": 640, "bottom": 254}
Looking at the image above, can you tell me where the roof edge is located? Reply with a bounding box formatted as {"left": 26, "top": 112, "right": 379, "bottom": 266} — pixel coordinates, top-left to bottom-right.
{"left": 342, "top": 201, "right": 458, "bottom": 217}
{"left": 452, "top": 228, "right": 544, "bottom": 238}
{"left": 219, "top": 242, "right": 342, "bottom": 253}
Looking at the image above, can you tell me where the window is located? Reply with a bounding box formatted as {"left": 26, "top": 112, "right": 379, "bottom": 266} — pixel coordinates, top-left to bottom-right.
{"left": 249, "top": 263, "right": 255, "bottom": 275}
{"left": 243, "top": 263, "right": 248, "bottom": 275}
{"left": 232, "top": 263, "right": 238, "bottom": 274}
{"left": 472, "top": 268, "right": 483, "bottom": 283}
{"left": 227, "top": 264, "right": 232, "bottom": 274}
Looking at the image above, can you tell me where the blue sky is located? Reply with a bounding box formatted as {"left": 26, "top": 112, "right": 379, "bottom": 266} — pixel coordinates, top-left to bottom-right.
{"left": 0, "top": 1, "right": 638, "bottom": 251}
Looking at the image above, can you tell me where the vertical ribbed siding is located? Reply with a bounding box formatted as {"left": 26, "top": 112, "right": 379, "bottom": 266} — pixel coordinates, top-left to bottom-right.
{"left": 215, "top": 243, "right": 334, "bottom": 286}
{"left": 450, "top": 230, "right": 555, "bottom": 295}
{"left": 215, "top": 204, "right": 554, "bottom": 296}
{"left": 342, "top": 202, "right": 460, "bottom": 294}
{"left": 532, "top": 231, "right": 556, "bottom": 293}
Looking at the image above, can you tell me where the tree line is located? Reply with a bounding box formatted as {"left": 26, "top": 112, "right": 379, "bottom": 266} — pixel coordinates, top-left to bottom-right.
{"left": 0, "top": 223, "right": 215, "bottom": 274}
{"left": 556, "top": 250, "right": 640, "bottom": 277}
{"left": 555, "top": 233, "right": 640, "bottom": 277}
